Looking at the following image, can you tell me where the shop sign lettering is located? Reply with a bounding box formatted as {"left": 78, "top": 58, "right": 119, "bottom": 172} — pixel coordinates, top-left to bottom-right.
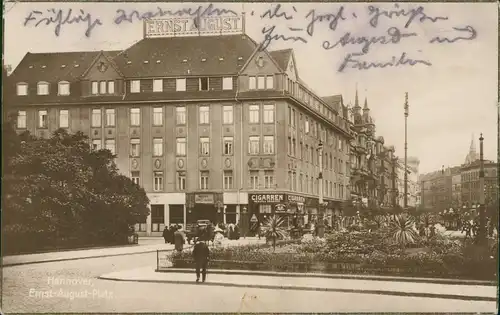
{"left": 250, "top": 194, "right": 284, "bottom": 203}
{"left": 195, "top": 194, "right": 214, "bottom": 204}
{"left": 287, "top": 195, "right": 306, "bottom": 204}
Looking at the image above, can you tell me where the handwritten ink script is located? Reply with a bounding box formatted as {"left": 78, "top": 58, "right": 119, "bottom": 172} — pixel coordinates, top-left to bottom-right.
{"left": 22, "top": 4, "right": 236, "bottom": 37}
{"left": 258, "top": 3, "right": 478, "bottom": 72}
{"left": 21, "top": 3, "right": 478, "bottom": 73}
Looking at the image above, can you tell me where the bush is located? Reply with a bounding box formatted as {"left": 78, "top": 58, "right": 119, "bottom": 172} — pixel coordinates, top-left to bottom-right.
{"left": 169, "top": 231, "right": 497, "bottom": 280}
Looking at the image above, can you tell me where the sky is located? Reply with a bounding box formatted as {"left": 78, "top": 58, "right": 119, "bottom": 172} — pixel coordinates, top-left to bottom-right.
{"left": 4, "top": 2, "right": 498, "bottom": 174}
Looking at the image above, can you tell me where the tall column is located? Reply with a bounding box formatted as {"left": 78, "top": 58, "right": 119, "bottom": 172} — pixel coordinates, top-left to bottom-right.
{"left": 146, "top": 207, "right": 152, "bottom": 236}
{"left": 236, "top": 205, "right": 240, "bottom": 225}
{"left": 182, "top": 205, "right": 187, "bottom": 229}
{"left": 164, "top": 204, "right": 170, "bottom": 227}
{"left": 223, "top": 205, "right": 227, "bottom": 225}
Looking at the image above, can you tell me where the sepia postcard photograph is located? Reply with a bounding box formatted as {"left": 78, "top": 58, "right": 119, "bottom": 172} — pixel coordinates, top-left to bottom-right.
{"left": 1, "top": 1, "right": 498, "bottom": 313}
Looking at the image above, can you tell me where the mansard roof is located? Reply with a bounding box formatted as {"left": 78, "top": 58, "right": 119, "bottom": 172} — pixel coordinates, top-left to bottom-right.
{"left": 114, "top": 34, "right": 258, "bottom": 77}
{"left": 10, "top": 51, "right": 121, "bottom": 83}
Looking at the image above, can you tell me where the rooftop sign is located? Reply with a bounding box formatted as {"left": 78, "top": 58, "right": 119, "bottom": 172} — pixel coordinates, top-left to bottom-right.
{"left": 144, "top": 15, "right": 244, "bottom": 38}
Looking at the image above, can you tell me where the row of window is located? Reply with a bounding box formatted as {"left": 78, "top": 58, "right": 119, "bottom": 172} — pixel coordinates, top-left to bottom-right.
{"left": 16, "top": 81, "right": 71, "bottom": 96}
{"left": 288, "top": 106, "right": 347, "bottom": 151}
{"left": 287, "top": 171, "right": 346, "bottom": 199}
{"left": 285, "top": 78, "right": 346, "bottom": 127}
{"left": 17, "top": 104, "right": 276, "bottom": 129}
{"left": 91, "top": 135, "right": 277, "bottom": 157}
{"left": 287, "top": 137, "right": 348, "bottom": 172}
{"left": 16, "top": 76, "right": 239, "bottom": 97}
{"left": 133, "top": 170, "right": 276, "bottom": 192}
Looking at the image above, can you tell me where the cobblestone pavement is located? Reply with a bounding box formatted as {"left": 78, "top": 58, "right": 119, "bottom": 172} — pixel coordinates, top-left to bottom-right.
{"left": 2, "top": 251, "right": 497, "bottom": 313}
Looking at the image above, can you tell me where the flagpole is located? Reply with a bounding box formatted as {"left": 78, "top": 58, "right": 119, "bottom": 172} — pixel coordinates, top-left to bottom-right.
{"left": 404, "top": 92, "right": 409, "bottom": 209}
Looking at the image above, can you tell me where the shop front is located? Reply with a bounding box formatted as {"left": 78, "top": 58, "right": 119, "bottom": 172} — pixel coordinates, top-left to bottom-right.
{"left": 248, "top": 193, "right": 324, "bottom": 231}
{"left": 248, "top": 193, "right": 286, "bottom": 234}
{"left": 185, "top": 192, "right": 224, "bottom": 225}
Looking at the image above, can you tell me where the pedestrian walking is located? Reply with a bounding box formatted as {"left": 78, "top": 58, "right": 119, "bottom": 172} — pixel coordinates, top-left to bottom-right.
{"left": 192, "top": 239, "right": 210, "bottom": 282}
{"left": 174, "top": 226, "right": 186, "bottom": 252}
{"left": 162, "top": 226, "right": 169, "bottom": 244}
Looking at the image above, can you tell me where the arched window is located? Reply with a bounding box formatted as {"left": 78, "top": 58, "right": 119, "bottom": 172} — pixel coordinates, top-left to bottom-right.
{"left": 16, "top": 82, "right": 28, "bottom": 96}
{"left": 58, "top": 81, "right": 70, "bottom": 96}
{"left": 37, "top": 81, "right": 49, "bottom": 95}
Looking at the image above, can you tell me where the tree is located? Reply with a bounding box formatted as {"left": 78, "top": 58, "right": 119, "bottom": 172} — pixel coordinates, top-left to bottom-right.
{"left": 261, "top": 215, "right": 288, "bottom": 251}
{"left": 3, "top": 126, "right": 150, "bottom": 253}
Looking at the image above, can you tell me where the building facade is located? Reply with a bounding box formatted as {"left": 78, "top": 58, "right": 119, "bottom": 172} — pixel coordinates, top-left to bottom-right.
{"left": 6, "top": 20, "right": 352, "bottom": 235}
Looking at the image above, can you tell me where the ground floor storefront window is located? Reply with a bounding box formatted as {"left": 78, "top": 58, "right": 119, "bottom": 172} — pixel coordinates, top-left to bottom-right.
{"left": 169, "top": 204, "right": 184, "bottom": 226}
{"left": 135, "top": 212, "right": 147, "bottom": 232}
{"left": 151, "top": 204, "right": 165, "bottom": 232}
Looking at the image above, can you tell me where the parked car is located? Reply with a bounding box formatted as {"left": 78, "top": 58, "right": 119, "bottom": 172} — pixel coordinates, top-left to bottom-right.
{"left": 185, "top": 220, "right": 212, "bottom": 244}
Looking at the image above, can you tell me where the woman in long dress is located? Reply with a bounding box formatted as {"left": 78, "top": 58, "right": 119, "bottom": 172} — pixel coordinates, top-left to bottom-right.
{"left": 213, "top": 226, "right": 224, "bottom": 247}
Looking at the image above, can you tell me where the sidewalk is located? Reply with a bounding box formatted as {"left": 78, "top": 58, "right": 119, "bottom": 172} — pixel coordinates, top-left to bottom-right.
{"left": 3, "top": 237, "right": 263, "bottom": 267}
{"left": 99, "top": 267, "right": 498, "bottom": 302}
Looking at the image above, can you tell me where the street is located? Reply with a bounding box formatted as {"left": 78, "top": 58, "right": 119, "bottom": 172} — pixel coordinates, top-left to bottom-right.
{"left": 2, "top": 251, "right": 497, "bottom": 313}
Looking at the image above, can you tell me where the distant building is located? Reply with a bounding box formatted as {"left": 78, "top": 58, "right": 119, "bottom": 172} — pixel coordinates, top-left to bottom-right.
{"left": 397, "top": 156, "right": 419, "bottom": 208}
{"left": 460, "top": 136, "right": 498, "bottom": 206}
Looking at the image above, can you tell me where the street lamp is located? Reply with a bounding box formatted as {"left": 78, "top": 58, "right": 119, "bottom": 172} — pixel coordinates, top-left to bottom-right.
{"left": 404, "top": 92, "right": 409, "bottom": 210}
{"left": 317, "top": 140, "right": 325, "bottom": 237}
{"left": 215, "top": 201, "right": 223, "bottom": 224}
{"left": 477, "top": 133, "right": 486, "bottom": 244}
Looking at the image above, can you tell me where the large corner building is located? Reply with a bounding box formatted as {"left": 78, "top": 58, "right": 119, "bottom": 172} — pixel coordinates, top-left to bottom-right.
{"left": 6, "top": 16, "right": 352, "bottom": 236}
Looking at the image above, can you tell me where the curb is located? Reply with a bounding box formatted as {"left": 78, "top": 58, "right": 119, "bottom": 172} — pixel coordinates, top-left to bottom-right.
{"left": 97, "top": 275, "right": 497, "bottom": 302}
{"left": 2, "top": 248, "right": 177, "bottom": 268}
{"left": 157, "top": 268, "right": 498, "bottom": 286}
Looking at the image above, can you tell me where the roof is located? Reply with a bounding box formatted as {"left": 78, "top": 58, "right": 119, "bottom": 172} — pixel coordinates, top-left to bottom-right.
{"left": 113, "top": 35, "right": 258, "bottom": 77}
{"left": 322, "top": 95, "right": 342, "bottom": 110}
{"left": 269, "top": 49, "right": 292, "bottom": 71}
{"left": 9, "top": 51, "right": 121, "bottom": 83}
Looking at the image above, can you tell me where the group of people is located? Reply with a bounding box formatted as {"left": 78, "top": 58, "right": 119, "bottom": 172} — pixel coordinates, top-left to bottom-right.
{"left": 418, "top": 224, "right": 437, "bottom": 238}
{"left": 162, "top": 225, "right": 186, "bottom": 251}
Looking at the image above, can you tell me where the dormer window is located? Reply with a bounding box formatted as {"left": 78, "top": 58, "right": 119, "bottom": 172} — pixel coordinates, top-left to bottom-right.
{"left": 37, "top": 82, "right": 49, "bottom": 95}
{"left": 91, "top": 80, "right": 115, "bottom": 95}
{"left": 58, "top": 81, "right": 70, "bottom": 96}
{"left": 199, "top": 78, "right": 209, "bottom": 91}
{"left": 249, "top": 75, "right": 274, "bottom": 90}
{"left": 16, "top": 82, "right": 28, "bottom": 96}
{"left": 176, "top": 78, "right": 186, "bottom": 91}
{"left": 130, "top": 80, "right": 140, "bottom": 93}
{"left": 153, "top": 79, "right": 163, "bottom": 92}
{"left": 222, "top": 77, "right": 233, "bottom": 90}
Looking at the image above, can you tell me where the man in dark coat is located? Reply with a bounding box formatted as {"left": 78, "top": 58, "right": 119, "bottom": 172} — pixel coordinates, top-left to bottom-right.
{"left": 192, "top": 240, "right": 210, "bottom": 282}
{"left": 162, "top": 227, "right": 169, "bottom": 244}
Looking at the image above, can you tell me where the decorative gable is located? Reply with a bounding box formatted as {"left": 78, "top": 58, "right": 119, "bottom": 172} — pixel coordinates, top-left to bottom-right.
{"left": 82, "top": 52, "right": 122, "bottom": 81}
{"left": 240, "top": 49, "right": 281, "bottom": 76}
{"left": 286, "top": 57, "right": 297, "bottom": 81}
